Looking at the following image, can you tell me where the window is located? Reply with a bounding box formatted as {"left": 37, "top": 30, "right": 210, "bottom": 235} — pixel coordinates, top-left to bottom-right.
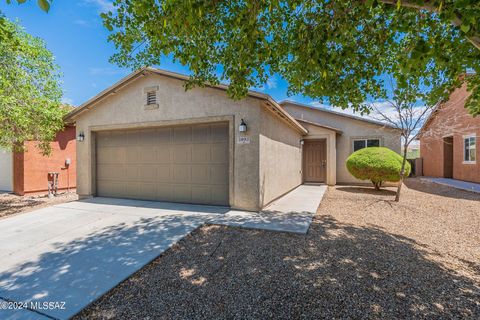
{"left": 353, "top": 138, "right": 380, "bottom": 152}
{"left": 146, "top": 91, "right": 157, "bottom": 105}
{"left": 464, "top": 135, "right": 476, "bottom": 163}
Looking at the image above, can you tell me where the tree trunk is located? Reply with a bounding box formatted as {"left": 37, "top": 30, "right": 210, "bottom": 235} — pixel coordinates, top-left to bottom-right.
{"left": 395, "top": 146, "right": 409, "bottom": 202}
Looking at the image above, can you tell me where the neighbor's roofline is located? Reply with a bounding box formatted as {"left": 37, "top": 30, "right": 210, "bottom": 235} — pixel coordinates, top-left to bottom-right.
{"left": 64, "top": 67, "right": 307, "bottom": 134}
{"left": 279, "top": 100, "right": 399, "bottom": 130}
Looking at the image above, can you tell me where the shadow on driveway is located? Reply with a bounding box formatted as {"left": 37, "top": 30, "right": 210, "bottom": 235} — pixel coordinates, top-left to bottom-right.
{"left": 0, "top": 213, "right": 211, "bottom": 319}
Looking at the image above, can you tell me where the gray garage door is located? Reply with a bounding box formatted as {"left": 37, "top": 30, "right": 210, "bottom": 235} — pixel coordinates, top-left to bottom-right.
{"left": 96, "top": 123, "right": 229, "bottom": 205}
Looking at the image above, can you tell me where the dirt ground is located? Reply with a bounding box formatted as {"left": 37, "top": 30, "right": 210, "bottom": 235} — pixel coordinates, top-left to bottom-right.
{"left": 74, "top": 178, "right": 480, "bottom": 319}
{"left": 0, "top": 192, "right": 78, "bottom": 219}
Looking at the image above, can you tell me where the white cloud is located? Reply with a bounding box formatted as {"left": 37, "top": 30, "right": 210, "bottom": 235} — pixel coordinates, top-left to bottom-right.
{"left": 61, "top": 97, "right": 74, "bottom": 105}
{"left": 254, "top": 75, "right": 278, "bottom": 92}
{"left": 265, "top": 76, "right": 277, "bottom": 89}
{"left": 83, "top": 0, "right": 114, "bottom": 13}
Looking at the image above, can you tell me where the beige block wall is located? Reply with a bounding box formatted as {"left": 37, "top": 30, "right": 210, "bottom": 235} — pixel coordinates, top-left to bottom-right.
{"left": 258, "top": 107, "right": 303, "bottom": 207}
{"left": 74, "top": 73, "right": 268, "bottom": 211}
{"left": 282, "top": 103, "right": 402, "bottom": 184}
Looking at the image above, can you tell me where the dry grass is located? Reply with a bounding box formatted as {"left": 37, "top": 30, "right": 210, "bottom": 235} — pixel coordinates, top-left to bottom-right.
{"left": 0, "top": 192, "right": 78, "bottom": 219}
{"left": 74, "top": 178, "right": 480, "bottom": 319}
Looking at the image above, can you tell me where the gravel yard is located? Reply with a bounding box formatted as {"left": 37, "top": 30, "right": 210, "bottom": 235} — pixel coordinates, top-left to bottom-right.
{"left": 74, "top": 178, "right": 480, "bottom": 319}
{"left": 0, "top": 192, "right": 78, "bottom": 219}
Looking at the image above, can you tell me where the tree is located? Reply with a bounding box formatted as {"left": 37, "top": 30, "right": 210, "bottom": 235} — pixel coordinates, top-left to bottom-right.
{"left": 0, "top": 17, "right": 66, "bottom": 155}
{"left": 101, "top": 1, "right": 480, "bottom": 116}
{"left": 368, "top": 77, "right": 434, "bottom": 201}
{"left": 346, "top": 147, "right": 411, "bottom": 190}
{"left": 4, "top": 0, "right": 51, "bottom": 12}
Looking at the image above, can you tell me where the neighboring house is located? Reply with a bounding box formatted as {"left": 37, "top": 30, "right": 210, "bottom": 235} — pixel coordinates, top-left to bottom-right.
{"left": 65, "top": 67, "right": 401, "bottom": 211}
{"left": 419, "top": 84, "right": 480, "bottom": 183}
{"left": 0, "top": 126, "right": 77, "bottom": 195}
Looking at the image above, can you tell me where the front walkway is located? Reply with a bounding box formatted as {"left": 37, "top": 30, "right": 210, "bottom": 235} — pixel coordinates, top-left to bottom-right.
{"left": 0, "top": 185, "right": 326, "bottom": 319}
{"left": 209, "top": 185, "right": 327, "bottom": 234}
{"left": 421, "top": 177, "right": 480, "bottom": 194}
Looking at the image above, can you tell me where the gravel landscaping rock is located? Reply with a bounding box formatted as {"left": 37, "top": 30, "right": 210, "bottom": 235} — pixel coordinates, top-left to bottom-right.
{"left": 0, "top": 192, "right": 78, "bottom": 219}
{"left": 74, "top": 178, "right": 480, "bottom": 319}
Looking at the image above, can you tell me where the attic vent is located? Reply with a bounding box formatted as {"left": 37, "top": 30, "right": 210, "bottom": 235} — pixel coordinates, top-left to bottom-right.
{"left": 146, "top": 91, "right": 157, "bottom": 105}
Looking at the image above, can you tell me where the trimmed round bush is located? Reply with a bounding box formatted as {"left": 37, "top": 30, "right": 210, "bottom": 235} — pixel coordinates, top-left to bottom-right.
{"left": 346, "top": 147, "right": 411, "bottom": 190}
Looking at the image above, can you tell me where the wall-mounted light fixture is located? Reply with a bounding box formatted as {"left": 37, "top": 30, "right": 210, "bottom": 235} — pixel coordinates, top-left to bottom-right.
{"left": 239, "top": 119, "right": 247, "bottom": 133}
{"left": 77, "top": 132, "right": 85, "bottom": 142}
{"left": 300, "top": 140, "right": 304, "bottom": 145}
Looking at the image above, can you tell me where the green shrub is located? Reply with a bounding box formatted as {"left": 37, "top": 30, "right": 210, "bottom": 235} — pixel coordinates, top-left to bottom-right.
{"left": 346, "top": 147, "right": 411, "bottom": 190}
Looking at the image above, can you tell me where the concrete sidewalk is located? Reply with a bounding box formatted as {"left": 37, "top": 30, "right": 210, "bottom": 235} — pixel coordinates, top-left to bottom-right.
{"left": 421, "top": 177, "right": 480, "bottom": 194}
{"left": 208, "top": 185, "right": 327, "bottom": 234}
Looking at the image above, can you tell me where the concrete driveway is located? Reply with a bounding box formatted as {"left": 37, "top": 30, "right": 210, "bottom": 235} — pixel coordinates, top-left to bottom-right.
{"left": 0, "top": 185, "right": 326, "bottom": 320}
{"left": 0, "top": 198, "right": 228, "bottom": 320}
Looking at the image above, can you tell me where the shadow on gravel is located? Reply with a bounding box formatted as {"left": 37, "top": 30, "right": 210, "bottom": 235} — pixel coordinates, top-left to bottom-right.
{"left": 335, "top": 186, "right": 397, "bottom": 196}
{"left": 0, "top": 198, "right": 45, "bottom": 217}
{"left": 74, "top": 215, "right": 480, "bottom": 319}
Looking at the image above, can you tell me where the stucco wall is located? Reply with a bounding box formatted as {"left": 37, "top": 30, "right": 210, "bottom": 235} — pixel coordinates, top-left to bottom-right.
{"left": 74, "top": 73, "right": 273, "bottom": 211}
{"left": 420, "top": 85, "right": 480, "bottom": 183}
{"left": 282, "top": 102, "right": 402, "bottom": 184}
{"left": 258, "top": 107, "right": 302, "bottom": 207}
{"left": 14, "top": 126, "right": 77, "bottom": 195}
{"left": 0, "top": 148, "right": 13, "bottom": 191}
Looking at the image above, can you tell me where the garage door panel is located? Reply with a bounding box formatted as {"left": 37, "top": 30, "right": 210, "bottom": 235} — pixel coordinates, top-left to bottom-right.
{"left": 126, "top": 147, "right": 139, "bottom": 163}
{"left": 97, "top": 181, "right": 126, "bottom": 197}
{"left": 96, "top": 123, "right": 228, "bottom": 205}
{"left": 138, "top": 146, "right": 158, "bottom": 163}
{"left": 211, "top": 124, "right": 228, "bottom": 142}
{"left": 157, "top": 184, "right": 174, "bottom": 201}
{"left": 173, "top": 184, "right": 191, "bottom": 202}
{"left": 211, "top": 144, "right": 228, "bottom": 163}
{"left": 173, "top": 145, "right": 192, "bottom": 163}
{"left": 156, "top": 128, "right": 172, "bottom": 143}
{"left": 192, "top": 125, "right": 210, "bottom": 143}
{"left": 191, "top": 165, "right": 210, "bottom": 184}
{"left": 138, "top": 183, "right": 157, "bottom": 199}
{"left": 97, "top": 164, "right": 125, "bottom": 180}
{"left": 125, "top": 166, "right": 139, "bottom": 180}
{"left": 173, "top": 126, "right": 192, "bottom": 143}
{"left": 192, "top": 144, "right": 211, "bottom": 163}
{"left": 97, "top": 147, "right": 126, "bottom": 164}
{"left": 138, "top": 166, "right": 157, "bottom": 182}
{"left": 125, "top": 182, "right": 141, "bottom": 198}
{"left": 156, "top": 165, "right": 171, "bottom": 182}
{"left": 211, "top": 186, "right": 229, "bottom": 204}
{"left": 156, "top": 146, "right": 172, "bottom": 163}
{"left": 173, "top": 165, "right": 191, "bottom": 183}
{"left": 191, "top": 185, "right": 211, "bottom": 204}
{"left": 211, "top": 165, "right": 228, "bottom": 184}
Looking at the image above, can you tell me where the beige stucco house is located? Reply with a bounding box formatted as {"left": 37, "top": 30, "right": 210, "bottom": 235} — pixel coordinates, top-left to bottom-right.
{"left": 65, "top": 67, "right": 401, "bottom": 211}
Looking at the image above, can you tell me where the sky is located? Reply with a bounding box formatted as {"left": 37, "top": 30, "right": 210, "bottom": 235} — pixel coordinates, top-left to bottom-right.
{"left": 0, "top": 0, "right": 426, "bottom": 139}
{"left": 0, "top": 0, "right": 312, "bottom": 108}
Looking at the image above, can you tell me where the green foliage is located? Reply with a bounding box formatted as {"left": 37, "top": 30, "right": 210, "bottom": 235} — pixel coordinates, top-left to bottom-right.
{"left": 0, "top": 17, "right": 65, "bottom": 155}
{"left": 5, "top": 0, "right": 51, "bottom": 12}
{"left": 102, "top": 0, "right": 480, "bottom": 116}
{"left": 346, "top": 147, "right": 411, "bottom": 189}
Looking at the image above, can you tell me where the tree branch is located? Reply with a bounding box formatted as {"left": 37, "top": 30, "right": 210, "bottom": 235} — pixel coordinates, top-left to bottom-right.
{"left": 379, "top": 0, "right": 480, "bottom": 50}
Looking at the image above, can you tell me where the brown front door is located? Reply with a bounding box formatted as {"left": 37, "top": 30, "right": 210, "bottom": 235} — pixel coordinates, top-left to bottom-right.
{"left": 303, "top": 139, "right": 327, "bottom": 183}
